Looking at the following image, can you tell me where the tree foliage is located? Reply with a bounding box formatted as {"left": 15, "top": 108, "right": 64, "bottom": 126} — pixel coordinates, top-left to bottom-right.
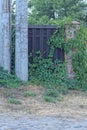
{"left": 28, "top": 0, "right": 87, "bottom": 24}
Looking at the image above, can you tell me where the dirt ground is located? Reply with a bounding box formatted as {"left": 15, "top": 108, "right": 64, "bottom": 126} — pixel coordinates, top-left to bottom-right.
{"left": 0, "top": 85, "right": 87, "bottom": 119}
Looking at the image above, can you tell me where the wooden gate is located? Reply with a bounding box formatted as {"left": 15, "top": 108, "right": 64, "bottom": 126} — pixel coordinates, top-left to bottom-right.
{"left": 28, "top": 25, "right": 64, "bottom": 62}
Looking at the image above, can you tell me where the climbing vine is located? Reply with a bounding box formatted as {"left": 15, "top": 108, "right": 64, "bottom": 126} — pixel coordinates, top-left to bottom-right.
{"left": 72, "top": 27, "right": 87, "bottom": 89}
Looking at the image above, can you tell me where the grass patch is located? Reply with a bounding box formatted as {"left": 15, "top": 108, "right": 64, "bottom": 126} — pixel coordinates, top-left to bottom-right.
{"left": 44, "top": 96, "right": 55, "bottom": 103}
{"left": 3, "top": 91, "right": 13, "bottom": 98}
{"left": 56, "top": 95, "right": 63, "bottom": 101}
{"left": 45, "top": 88, "right": 60, "bottom": 98}
{"left": 8, "top": 98, "right": 22, "bottom": 105}
{"left": 24, "top": 91, "right": 36, "bottom": 97}
{"left": 44, "top": 87, "right": 64, "bottom": 102}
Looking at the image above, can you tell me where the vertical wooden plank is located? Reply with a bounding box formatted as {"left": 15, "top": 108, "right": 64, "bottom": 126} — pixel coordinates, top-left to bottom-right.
{"left": 32, "top": 28, "right": 35, "bottom": 56}
{"left": 40, "top": 27, "right": 43, "bottom": 56}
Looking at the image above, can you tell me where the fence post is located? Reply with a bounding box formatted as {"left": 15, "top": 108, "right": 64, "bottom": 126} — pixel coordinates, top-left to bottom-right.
{"left": 65, "top": 21, "right": 80, "bottom": 79}
{"left": 15, "top": 0, "right": 28, "bottom": 81}
{"left": 0, "top": 0, "right": 11, "bottom": 73}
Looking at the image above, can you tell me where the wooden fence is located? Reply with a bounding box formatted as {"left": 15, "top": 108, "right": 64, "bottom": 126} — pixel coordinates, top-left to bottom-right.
{"left": 28, "top": 25, "right": 64, "bottom": 62}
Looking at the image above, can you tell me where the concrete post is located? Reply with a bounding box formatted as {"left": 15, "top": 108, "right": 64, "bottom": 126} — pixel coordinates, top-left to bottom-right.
{"left": 0, "top": 0, "right": 3, "bottom": 67}
{"left": 65, "top": 21, "right": 80, "bottom": 79}
{"left": 15, "top": 0, "right": 28, "bottom": 81}
{"left": 1, "top": 0, "right": 11, "bottom": 73}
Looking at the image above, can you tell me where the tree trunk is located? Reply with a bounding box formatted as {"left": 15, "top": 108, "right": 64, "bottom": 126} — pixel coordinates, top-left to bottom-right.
{"left": 15, "top": 0, "right": 28, "bottom": 81}
{"left": 0, "top": 0, "right": 11, "bottom": 73}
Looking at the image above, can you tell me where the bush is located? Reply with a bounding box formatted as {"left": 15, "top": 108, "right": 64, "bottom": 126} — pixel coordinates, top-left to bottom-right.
{"left": 29, "top": 55, "right": 67, "bottom": 88}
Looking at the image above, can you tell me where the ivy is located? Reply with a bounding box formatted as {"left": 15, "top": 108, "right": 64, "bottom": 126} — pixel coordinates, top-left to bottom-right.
{"left": 71, "top": 27, "right": 87, "bottom": 89}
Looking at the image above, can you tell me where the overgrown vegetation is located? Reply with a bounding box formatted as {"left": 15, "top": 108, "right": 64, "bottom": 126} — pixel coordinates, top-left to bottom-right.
{"left": 29, "top": 20, "right": 87, "bottom": 101}
{"left": 1, "top": 19, "right": 87, "bottom": 102}
{"left": 72, "top": 27, "right": 87, "bottom": 90}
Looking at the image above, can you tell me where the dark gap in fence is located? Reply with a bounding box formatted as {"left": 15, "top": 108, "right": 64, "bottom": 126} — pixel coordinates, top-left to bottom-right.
{"left": 11, "top": 24, "right": 15, "bottom": 74}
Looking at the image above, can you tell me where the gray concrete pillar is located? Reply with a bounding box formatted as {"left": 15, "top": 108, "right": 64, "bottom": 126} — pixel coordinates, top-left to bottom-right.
{"left": 0, "top": 0, "right": 3, "bottom": 67}
{"left": 0, "top": 0, "right": 11, "bottom": 73}
{"left": 15, "top": 0, "right": 28, "bottom": 81}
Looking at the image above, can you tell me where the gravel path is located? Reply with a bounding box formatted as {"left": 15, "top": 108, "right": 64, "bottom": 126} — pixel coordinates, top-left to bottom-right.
{"left": 0, "top": 114, "right": 87, "bottom": 130}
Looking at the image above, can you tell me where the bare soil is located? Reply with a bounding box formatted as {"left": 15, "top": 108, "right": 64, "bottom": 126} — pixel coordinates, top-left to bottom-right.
{"left": 0, "top": 85, "right": 87, "bottom": 119}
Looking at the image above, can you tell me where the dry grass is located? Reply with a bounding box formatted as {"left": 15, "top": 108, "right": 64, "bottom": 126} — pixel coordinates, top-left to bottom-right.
{"left": 0, "top": 85, "right": 87, "bottom": 118}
